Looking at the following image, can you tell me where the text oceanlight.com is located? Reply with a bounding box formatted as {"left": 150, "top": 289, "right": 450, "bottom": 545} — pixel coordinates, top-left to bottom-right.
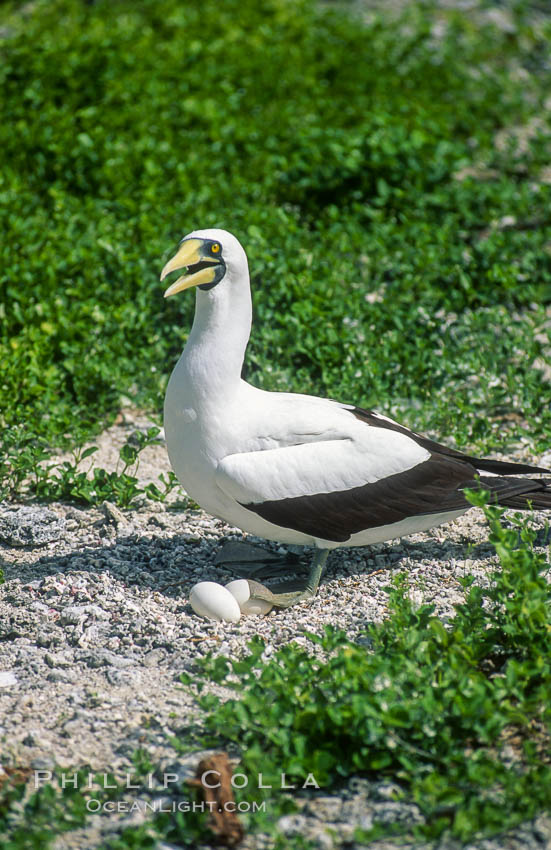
{"left": 86, "top": 799, "right": 266, "bottom": 813}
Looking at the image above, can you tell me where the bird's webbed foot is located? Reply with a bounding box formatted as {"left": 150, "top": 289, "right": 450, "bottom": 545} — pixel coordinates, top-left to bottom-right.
{"left": 244, "top": 549, "right": 330, "bottom": 610}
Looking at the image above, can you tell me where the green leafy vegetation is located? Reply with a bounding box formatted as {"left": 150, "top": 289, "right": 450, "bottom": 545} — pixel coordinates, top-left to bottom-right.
{"left": 29, "top": 427, "right": 179, "bottom": 507}
{"left": 0, "top": 425, "right": 180, "bottom": 505}
{"left": 1, "top": 0, "right": 551, "bottom": 503}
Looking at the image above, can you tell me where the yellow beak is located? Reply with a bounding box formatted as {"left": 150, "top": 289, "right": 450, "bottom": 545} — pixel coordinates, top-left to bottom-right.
{"left": 160, "top": 238, "right": 220, "bottom": 297}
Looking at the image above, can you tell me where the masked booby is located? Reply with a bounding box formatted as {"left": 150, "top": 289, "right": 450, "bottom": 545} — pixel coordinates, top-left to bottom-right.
{"left": 161, "top": 228, "right": 551, "bottom": 608}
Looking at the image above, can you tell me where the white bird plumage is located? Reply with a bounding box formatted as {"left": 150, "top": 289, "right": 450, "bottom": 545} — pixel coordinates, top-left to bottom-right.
{"left": 161, "top": 228, "right": 551, "bottom": 608}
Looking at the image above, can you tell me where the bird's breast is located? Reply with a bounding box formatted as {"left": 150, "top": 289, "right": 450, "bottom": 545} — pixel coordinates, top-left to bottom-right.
{"left": 179, "top": 407, "right": 198, "bottom": 424}
{"left": 164, "top": 380, "right": 247, "bottom": 518}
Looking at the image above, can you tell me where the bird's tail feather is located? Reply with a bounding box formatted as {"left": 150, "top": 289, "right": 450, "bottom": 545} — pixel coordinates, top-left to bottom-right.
{"left": 477, "top": 476, "right": 551, "bottom": 510}
{"left": 495, "top": 490, "right": 551, "bottom": 510}
{"left": 467, "top": 457, "right": 550, "bottom": 476}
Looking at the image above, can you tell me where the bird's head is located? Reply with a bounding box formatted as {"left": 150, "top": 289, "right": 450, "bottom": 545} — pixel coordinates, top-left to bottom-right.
{"left": 160, "top": 228, "right": 247, "bottom": 298}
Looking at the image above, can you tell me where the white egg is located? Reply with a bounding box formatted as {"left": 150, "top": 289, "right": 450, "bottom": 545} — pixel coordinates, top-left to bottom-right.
{"left": 226, "top": 579, "right": 273, "bottom": 616}
{"left": 189, "top": 582, "right": 241, "bottom": 623}
{"left": 225, "top": 579, "right": 250, "bottom": 606}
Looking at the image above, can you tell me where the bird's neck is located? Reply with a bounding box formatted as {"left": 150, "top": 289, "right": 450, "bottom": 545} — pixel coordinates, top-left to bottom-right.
{"left": 180, "top": 283, "right": 252, "bottom": 403}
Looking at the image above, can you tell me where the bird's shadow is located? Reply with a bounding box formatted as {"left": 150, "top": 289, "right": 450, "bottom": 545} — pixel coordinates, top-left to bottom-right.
{"left": 0, "top": 529, "right": 501, "bottom": 601}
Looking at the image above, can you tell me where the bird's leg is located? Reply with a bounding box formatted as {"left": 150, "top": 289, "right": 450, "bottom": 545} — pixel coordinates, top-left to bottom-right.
{"left": 246, "top": 549, "right": 330, "bottom": 609}
{"left": 303, "top": 548, "right": 329, "bottom": 596}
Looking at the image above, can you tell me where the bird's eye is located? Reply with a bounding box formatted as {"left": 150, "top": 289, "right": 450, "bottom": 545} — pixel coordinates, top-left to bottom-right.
{"left": 211, "top": 243, "right": 221, "bottom": 254}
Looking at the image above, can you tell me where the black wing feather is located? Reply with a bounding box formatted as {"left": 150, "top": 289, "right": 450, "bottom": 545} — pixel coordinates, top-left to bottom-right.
{"left": 241, "top": 407, "right": 551, "bottom": 543}
{"left": 242, "top": 453, "right": 476, "bottom": 542}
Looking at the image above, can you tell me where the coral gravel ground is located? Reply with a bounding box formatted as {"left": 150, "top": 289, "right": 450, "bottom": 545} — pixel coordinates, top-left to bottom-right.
{"left": 1, "top": 409, "right": 551, "bottom": 849}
